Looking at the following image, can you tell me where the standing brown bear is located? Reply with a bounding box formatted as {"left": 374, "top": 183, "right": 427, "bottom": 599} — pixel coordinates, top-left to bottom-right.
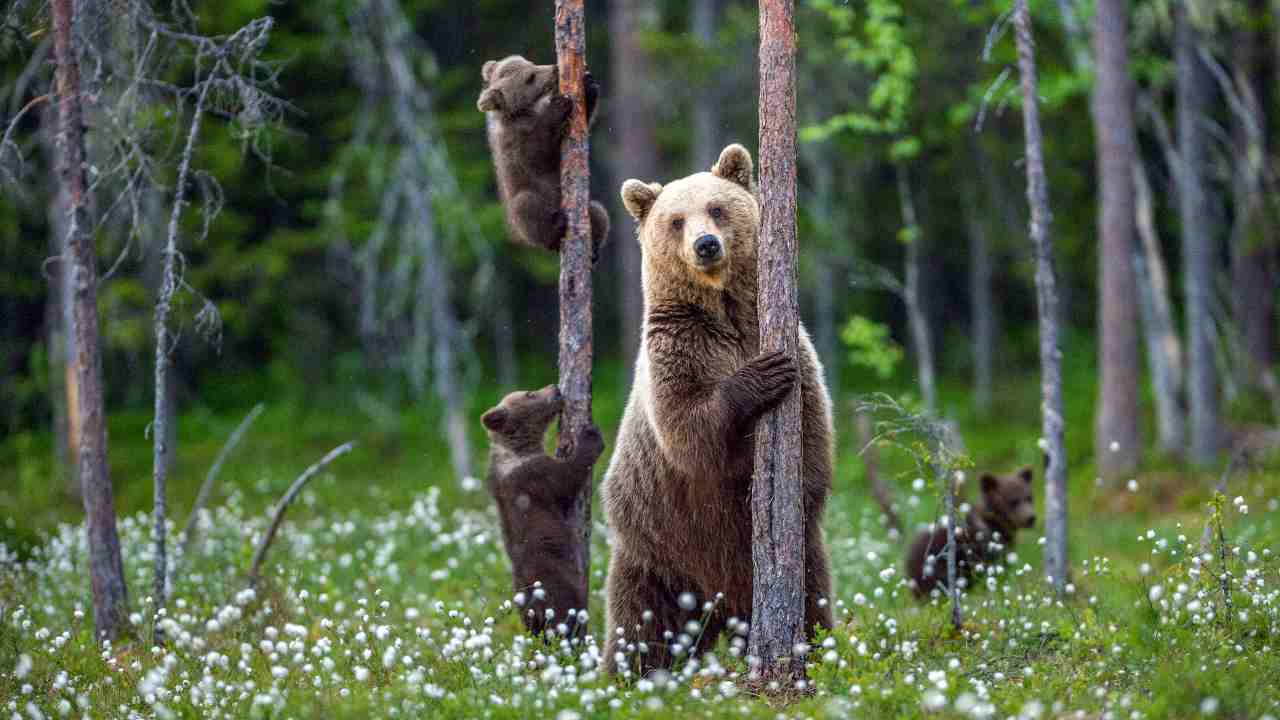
{"left": 904, "top": 467, "right": 1036, "bottom": 598}
{"left": 482, "top": 385, "right": 605, "bottom": 638}
{"left": 477, "top": 55, "right": 609, "bottom": 259}
{"left": 602, "top": 144, "right": 834, "bottom": 675}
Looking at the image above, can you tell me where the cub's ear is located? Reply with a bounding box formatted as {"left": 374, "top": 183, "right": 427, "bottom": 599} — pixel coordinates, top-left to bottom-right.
{"left": 621, "top": 180, "right": 663, "bottom": 222}
{"left": 477, "top": 87, "right": 504, "bottom": 113}
{"left": 712, "top": 143, "right": 754, "bottom": 190}
{"left": 481, "top": 407, "right": 508, "bottom": 432}
{"left": 980, "top": 472, "right": 999, "bottom": 495}
{"left": 481, "top": 60, "right": 498, "bottom": 83}
{"left": 1018, "top": 466, "right": 1034, "bottom": 485}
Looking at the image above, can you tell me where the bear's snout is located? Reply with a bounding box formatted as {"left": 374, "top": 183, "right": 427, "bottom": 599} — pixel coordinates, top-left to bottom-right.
{"left": 693, "top": 234, "right": 723, "bottom": 264}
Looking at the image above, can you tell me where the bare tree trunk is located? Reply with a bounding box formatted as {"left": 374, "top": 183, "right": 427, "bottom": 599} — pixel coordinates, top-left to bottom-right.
{"left": 609, "top": 0, "right": 656, "bottom": 379}
{"left": 43, "top": 105, "right": 75, "bottom": 497}
{"left": 691, "top": 0, "right": 722, "bottom": 167}
{"left": 1092, "top": 0, "right": 1142, "bottom": 479}
{"left": 1230, "top": 0, "right": 1276, "bottom": 395}
{"left": 1176, "top": 1, "right": 1221, "bottom": 465}
{"left": 964, "top": 175, "right": 994, "bottom": 417}
{"left": 554, "top": 0, "right": 597, "bottom": 611}
{"left": 51, "top": 0, "right": 129, "bottom": 643}
{"left": 1134, "top": 162, "right": 1187, "bottom": 455}
{"left": 1013, "top": 0, "right": 1069, "bottom": 593}
{"left": 749, "top": 0, "right": 805, "bottom": 684}
{"left": 896, "top": 164, "right": 936, "bottom": 414}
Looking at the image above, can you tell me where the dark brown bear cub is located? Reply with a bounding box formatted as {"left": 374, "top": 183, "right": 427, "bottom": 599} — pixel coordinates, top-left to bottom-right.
{"left": 905, "top": 467, "right": 1036, "bottom": 598}
{"left": 482, "top": 385, "right": 604, "bottom": 637}
{"left": 477, "top": 55, "right": 609, "bottom": 259}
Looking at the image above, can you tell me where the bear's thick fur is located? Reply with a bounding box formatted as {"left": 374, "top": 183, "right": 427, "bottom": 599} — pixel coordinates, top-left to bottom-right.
{"left": 904, "top": 467, "right": 1036, "bottom": 598}
{"left": 482, "top": 385, "right": 605, "bottom": 637}
{"left": 477, "top": 55, "right": 609, "bottom": 259}
{"left": 602, "top": 144, "right": 834, "bottom": 675}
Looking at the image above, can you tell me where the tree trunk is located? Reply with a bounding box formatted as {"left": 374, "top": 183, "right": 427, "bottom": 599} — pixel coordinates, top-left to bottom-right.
{"left": 43, "top": 105, "right": 75, "bottom": 498}
{"left": 749, "top": 0, "right": 806, "bottom": 683}
{"left": 609, "top": 0, "right": 657, "bottom": 380}
{"left": 554, "top": 0, "right": 596, "bottom": 611}
{"left": 1013, "top": 0, "right": 1069, "bottom": 593}
{"left": 1230, "top": 0, "right": 1276, "bottom": 395}
{"left": 51, "top": 0, "right": 129, "bottom": 643}
{"left": 1176, "top": 1, "right": 1221, "bottom": 466}
{"left": 691, "top": 0, "right": 722, "bottom": 167}
{"left": 1091, "top": 0, "right": 1142, "bottom": 479}
{"left": 964, "top": 170, "right": 994, "bottom": 417}
{"left": 1133, "top": 161, "right": 1187, "bottom": 455}
{"left": 896, "top": 164, "right": 937, "bottom": 414}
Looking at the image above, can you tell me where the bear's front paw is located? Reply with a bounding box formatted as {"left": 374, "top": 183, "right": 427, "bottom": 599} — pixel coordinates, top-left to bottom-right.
{"left": 732, "top": 351, "right": 798, "bottom": 419}
{"left": 548, "top": 94, "right": 574, "bottom": 122}
{"left": 576, "top": 425, "right": 606, "bottom": 462}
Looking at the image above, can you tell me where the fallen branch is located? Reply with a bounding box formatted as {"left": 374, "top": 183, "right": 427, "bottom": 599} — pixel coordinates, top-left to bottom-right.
{"left": 248, "top": 442, "right": 354, "bottom": 587}
{"left": 179, "top": 403, "right": 264, "bottom": 559}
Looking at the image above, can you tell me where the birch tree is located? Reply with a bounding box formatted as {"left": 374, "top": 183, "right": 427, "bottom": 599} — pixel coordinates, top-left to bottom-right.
{"left": 1013, "top": 0, "right": 1069, "bottom": 592}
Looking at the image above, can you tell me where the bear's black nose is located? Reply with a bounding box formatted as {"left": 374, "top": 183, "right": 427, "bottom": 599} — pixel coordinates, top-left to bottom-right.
{"left": 694, "top": 234, "right": 722, "bottom": 262}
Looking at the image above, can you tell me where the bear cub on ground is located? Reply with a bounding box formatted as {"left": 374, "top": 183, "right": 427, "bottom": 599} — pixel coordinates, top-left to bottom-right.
{"left": 482, "top": 385, "right": 605, "bottom": 637}
{"left": 477, "top": 55, "right": 609, "bottom": 260}
{"left": 905, "top": 467, "right": 1036, "bottom": 598}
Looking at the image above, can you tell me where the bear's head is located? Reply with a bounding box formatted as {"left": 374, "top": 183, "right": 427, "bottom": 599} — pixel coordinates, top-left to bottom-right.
{"left": 620, "top": 144, "right": 760, "bottom": 293}
{"left": 979, "top": 466, "right": 1036, "bottom": 530}
{"left": 477, "top": 55, "right": 558, "bottom": 116}
{"left": 481, "top": 385, "right": 562, "bottom": 451}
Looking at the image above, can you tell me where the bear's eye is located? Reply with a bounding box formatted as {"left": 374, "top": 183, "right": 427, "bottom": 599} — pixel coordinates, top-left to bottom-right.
{"left": 526, "top": 73, "right": 536, "bottom": 85}
{"left": 525, "top": 392, "right": 536, "bottom": 399}
{"left": 709, "top": 206, "right": 724, "bottom": 221}
{"left": 671, "top": 217, "right": 684, "bottom": 232}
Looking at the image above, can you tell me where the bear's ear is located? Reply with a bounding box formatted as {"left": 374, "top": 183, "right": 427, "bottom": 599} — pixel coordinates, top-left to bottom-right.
{"left": 481, "top": 60, "right": 498, "bottom": 83}
{"left": 980, "top": 472, "right": 999, "bottom": 495}
{"left": 712, "top": 143, "right": 754, "bottom": 190}
{"left": 1017, "top": 466, "right": 1034, "bottom": 485}
{"left": 477, "top": 87, "right": 505, "bottom": 113}
{"left": 481, "top": 407, "right": 508, "bottom": 433}
{"left": 621, "top": 180, "right": 663, "bottom": 222}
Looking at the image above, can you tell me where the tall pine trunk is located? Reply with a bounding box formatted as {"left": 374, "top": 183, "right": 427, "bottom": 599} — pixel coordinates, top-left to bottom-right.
{"left": 1014, "top": 0, "right": 1069, "bottom": 592}
{"left": 750, "top": 0, "right": 806, "bottom": 683}
{"left": 51, "top": 0, "right": 129, "bottom": 643}
{"left": 1092, "top": 0, "right": 1142, "bottom": 479}
{"left": 609, "top": 0, "right": 656, "bottom": 379}
{"left": 1176, "top": 1, "right": 1221, "bottom": 465}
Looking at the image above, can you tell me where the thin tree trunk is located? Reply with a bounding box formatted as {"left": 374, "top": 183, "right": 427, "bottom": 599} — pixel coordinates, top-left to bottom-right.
{"left": 1013, "top": 0, "right": 1069, "bottom": 593}
{"left": 896, "top": 164, "right": 936, "bottom": 414}
{"left": 749, "top": 0, "right": 805, "bottom": 683}
{"left": 854, "top": 411, "right": 900, "bottom": 535}
{"left": 554, "top": 0, "right": 596, "bottom": 612}
{"left": 1092, "top": 0, "right": 1142, "bottom": 479}
{"left": 964, "top": 175, "right": 994, "bottom": 417}
{"left": 1230, "top": 0, "right": 1276, "bottom": 394}
{"left": 1176, "top": 1, "right": 1221, "bottom": 465}
{"left": 1133, "top": 161, "right": 1187, "bottom": 455}
{"left": 942, "top": 459, "right": 961, "bottom": 630}
{"left": 691, "top": 0, "right": 722, "bottom": 167}
{"left": 609, "top": 0, "right": 656, "bottom": 380}
{"left": 51, "top": 0, "right": 129, "bottom": 643}
{"left": 43, "top": 106, "right": 74, "bottom": 497}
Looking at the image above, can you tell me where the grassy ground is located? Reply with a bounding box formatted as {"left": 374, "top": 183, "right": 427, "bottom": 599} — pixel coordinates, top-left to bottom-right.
{"left": 2, "top": 361, "right": 1278, "bottom": 718}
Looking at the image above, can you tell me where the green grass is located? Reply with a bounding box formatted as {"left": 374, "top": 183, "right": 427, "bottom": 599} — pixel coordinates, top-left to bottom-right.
{"left": 2, "top": 361, "right": 1278, "bottom": 718}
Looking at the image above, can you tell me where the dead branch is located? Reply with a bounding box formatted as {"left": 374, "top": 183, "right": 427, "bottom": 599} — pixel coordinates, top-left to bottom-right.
{"left": 179, "top": 402, "right": 264, "bottom": 559}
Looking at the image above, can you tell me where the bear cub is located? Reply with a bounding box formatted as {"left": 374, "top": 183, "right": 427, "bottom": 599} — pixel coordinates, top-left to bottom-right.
{"left": 905, "top": 467, "right": 1036, "bottom": 598}
{"left": 477, "top": 55, "right": 609, "bottom": 260}
{"left": 482, "top": 385, "right": 605, "bottom": 637}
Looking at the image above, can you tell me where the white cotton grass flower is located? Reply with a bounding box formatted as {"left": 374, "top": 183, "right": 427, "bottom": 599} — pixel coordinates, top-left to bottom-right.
{"left": 1200, "top": 697, "right": 1220, "bottom": 715}
{"left": 1126, "top": 479, "right": 1139, "bottom": 493}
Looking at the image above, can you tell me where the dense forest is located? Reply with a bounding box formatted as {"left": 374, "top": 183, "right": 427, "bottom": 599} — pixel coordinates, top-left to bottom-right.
{"left": 1, "top": 0, "right": 1278, "bottom": 717}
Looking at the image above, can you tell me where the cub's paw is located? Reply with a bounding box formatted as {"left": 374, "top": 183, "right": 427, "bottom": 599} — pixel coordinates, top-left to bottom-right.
{"left": 547, "top": 209, "right": 568, "bottom": 250}
{"left": 577, "top": 425, "right": 606, "bottom": 461}
{"left": 548, "top": 93, "right": 574, "bottom": 122}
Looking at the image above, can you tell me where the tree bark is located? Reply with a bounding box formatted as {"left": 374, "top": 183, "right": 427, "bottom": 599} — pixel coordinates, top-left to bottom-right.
{"left": 1133, "top": 161, "right": 1187, "bottom": 455}
{"left": 896, "top": 164, "right": 936, "bottom": 414}
{"left": 749, "top": 0, "right": 806, "bottom": 683}
{"left": 1091, "top": 0, "right": 1142, "bottom": 479}
{"left": 609, "top": 0, "right": 657, "bottom": 380}
{"left": 1176, "top": 1, "right": 1221, "bottom": 466}
{"left": 1013, "top": 0, "right": 1069, "bottom": 593}
{"left": 51, "top": 0, "right": 130, "bottom": 643}
{"left": 554, "top": 0, "right": 596, "bottom": 611}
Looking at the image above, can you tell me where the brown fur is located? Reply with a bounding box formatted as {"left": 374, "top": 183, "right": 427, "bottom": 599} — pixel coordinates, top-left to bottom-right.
{"left": 482, "top": 385, "right": 605, "bottom": 637}
{"left": 602, "top": 145, "right": 835, "bottom": 675}
{"left": 904, "top": 467, "right": 1036, "bottom": 599}
{"left": 477, "top": 55, "right": 609, "bottom": 259}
